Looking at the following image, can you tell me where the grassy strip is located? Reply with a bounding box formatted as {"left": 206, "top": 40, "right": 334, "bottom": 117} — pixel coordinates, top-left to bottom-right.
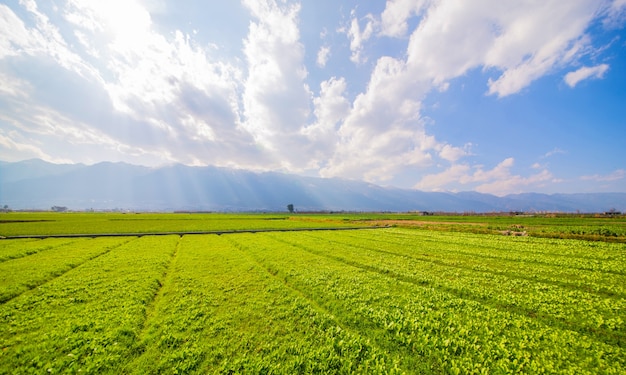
{"left": 0, "top": 235, "right": 178, "bottom": 374}
{"left": 229, "top": 232, "right": 626, "bottom": 374}
{"left": 127, "top": 234, "right": 401, "bottom": 374}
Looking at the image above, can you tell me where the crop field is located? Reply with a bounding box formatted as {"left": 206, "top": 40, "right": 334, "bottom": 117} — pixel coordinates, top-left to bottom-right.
{"left": 0, "top": 214, "right": 625, "bottom": 374}
{"left": 0, "top": 212, "right": 366, "bottom": 237}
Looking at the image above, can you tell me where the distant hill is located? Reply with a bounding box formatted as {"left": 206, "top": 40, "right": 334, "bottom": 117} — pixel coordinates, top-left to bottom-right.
{"left": 1, "top": 159, "right": 625, "bottom": 212}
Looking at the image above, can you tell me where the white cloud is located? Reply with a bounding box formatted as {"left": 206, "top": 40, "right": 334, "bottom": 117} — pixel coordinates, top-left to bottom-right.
{"left": 416, "top": 158, "right": 557, "bottom": 196}
{"left": 241, "top": 0, "right": 311, "bottom": 165}
{"left": 396, "top": 0, "right": 604, "bottom": 97}
{"left": 319, "top": 52, "right": 443, "bottom": 182}
{"left": 475, "top": 169, "right": 554, "bottom": 196}
{"left": 543, "top": 147, "right": 567, "bottom": 158}
{"left": 414, "top": 163, "right": 472, "bottom": 191}
{"left": 438, "top": 143, "right": 471, "bottom": 162}
{"left": 306, "top": 77, "right": 350, "bottom": 140}
{"left": 0, "top": 99, "right": 170, "bottom": 165}
{"left": 581, "top": 169, "right": 626, "bottom": 182}
{"left": 346, "top": 11, "right": 376, "bottom": 64}
{"left": 0, "top": 2, "right": 98, "bottom": 80}
{"left": 379, "top": 0, "right": 430, "bottom": 38}
{"left": 0, "top": 4, "right": 31, "bottom": 58}
{"left": 604, "top": 0, "right": 626, "bottom": 27}
{"left": 564, "top": 64, "right": 610, "bottom": 87}
{"left": 316, "top": 45, "right": 330, "bottom": 67}
{"left": 0, "top": 130, "right": 54, "bottom": 162}
{"left": 0, "top": 71, "right": 31, "bottom": 98}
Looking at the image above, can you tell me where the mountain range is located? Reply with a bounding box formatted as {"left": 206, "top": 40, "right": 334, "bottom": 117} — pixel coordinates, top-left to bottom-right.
{"left": 1, "top": 159, "right": 625, "bottom": 213}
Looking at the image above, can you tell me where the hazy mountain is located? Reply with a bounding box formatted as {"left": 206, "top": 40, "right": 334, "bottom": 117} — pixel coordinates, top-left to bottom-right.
{"left": 1, "top": 159, "right": 624, "bottom": 212}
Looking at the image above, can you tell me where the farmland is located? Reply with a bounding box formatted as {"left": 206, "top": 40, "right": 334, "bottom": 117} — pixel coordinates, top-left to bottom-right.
{"left": 0, "top": 213, "right": 625, "bottom": 373}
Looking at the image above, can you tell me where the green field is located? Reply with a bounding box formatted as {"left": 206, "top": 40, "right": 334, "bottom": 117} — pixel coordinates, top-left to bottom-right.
{"left": 1, "top": 212, "right": 625, "bottom": 242}
{"left": 0, "top": 214, "right": 625, "bottom": 373}
{"left": 0, "top": 212, "right": 365, "bottom": 237}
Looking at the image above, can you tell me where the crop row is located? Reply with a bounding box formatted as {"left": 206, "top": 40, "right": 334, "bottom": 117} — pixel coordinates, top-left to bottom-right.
{"left": 386, "top": 229, "right": 625, "bottom": 264}
{"left": 0, "top": 238, "right": 76, "bottom": 263}
{"left": 0, "top": 237, "right": 138, "bottom": 303}
{"left": 0, "top": 235, "right": 179, "bottom": 374}
{"left": 331, "top": 228, "right": 626, "bottom": 298}
{"left": 128, "top": 234, "right": 400, "bottom": 374}
{"left": 275, "top": 230, "right": 625, "bottom": 347}
{"left": 227, "top": 231, "right": 626, "bottom": 374}
{"left": 377, "top": 229, "right": 626, "bottom": 297}
{"left": 0, "top": 228, "right": 624, "bottom": 374}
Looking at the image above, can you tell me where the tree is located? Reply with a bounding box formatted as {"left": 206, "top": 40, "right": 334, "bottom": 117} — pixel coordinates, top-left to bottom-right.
{"left": 287, "top": 204, "right": 294, "bottom": 213}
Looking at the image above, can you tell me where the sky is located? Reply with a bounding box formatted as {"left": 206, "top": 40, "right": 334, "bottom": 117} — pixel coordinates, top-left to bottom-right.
{"left": 0, "top": 0, "right": 625, "bottom": 196}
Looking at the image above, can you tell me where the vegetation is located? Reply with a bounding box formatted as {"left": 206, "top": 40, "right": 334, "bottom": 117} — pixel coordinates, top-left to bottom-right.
{"left": 0, "top": 213, "right": 624, "bottom": 373}
{"left": 0, "top": 212, "right": 365, "bottom": 237}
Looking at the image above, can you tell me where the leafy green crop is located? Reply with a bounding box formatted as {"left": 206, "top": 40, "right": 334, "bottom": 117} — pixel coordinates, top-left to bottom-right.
{"left": 0, "top": 226, "right": 624, "bottom": 374}
{"left": 0, "top": 212, "right": 364, "bottom": 237}
{"left": 0, "top": 235, "right": 178, "bottom": 373}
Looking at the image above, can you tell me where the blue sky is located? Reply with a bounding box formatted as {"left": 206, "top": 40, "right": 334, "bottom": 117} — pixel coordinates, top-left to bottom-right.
{"left": 0, "top": 0, "right": 625, "bottom": 195}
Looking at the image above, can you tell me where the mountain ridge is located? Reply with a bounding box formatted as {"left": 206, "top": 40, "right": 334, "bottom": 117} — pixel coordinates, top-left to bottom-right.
{"left": 1, "top": 159, "right": 624, "bottom": 212}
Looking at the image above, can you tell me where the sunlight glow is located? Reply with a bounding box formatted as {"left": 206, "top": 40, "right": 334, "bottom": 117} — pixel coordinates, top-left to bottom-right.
{"left": 68, "top": 0, "right": 152, "bottom": 52}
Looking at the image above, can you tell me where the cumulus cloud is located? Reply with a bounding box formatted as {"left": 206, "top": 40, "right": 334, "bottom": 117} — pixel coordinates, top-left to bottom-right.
{"left": 419, "top": 0, "right": 598, "bottom": 97}
{"left": 379, "top": 0, "right": 430, "bottom": 37}
{"left": 319, "top": 53, "right": 439, "bottom": 182}
{"left": 240, "top": 0, "right": 313, "bottom": 170}
{"left": 438, "top": 143, "right": 471, "bottom": 162}
{"left": 305, "top": 77, "right": 350, "bottom": 142}
{"left": 416, "top": 158, "right": 557, "bottom": 196}
{"left": 564, "top": 64, "right": 610, "bottom": 87}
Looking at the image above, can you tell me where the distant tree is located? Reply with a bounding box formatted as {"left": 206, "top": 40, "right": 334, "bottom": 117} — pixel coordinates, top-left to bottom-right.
{"left": 51, "top": 206, "right": 67, "bottom": 212}
{"left": 287, "top": 204, "right": 294, "bottom": 213}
